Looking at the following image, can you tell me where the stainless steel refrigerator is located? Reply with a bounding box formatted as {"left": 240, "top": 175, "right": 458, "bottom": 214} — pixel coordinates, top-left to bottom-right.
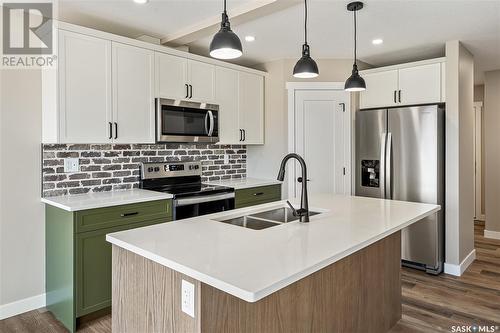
{"left": 355, "top": 104, "right": 444, "bottom": 274}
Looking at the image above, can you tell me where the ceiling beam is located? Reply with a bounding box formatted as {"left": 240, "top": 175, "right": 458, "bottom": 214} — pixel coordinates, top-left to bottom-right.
{"left": 161, "top": 0, "right": 299, "bottom": 46}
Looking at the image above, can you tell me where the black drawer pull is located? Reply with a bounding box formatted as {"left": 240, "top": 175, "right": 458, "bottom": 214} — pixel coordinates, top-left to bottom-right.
{"left": 253, "top": 192, "right": 264, "bottom": 196}
{"left": 121, "top": 212, "right": 139, "bottom": 217}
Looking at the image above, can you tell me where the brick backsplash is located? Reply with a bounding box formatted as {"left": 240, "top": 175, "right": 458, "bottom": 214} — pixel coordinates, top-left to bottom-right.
{"left": 42, "top": 143, "right": 246, "bottom": 197}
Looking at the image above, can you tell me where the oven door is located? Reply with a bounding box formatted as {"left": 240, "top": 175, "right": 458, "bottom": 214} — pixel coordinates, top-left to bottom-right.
{"left": 156, "top": 98, "right": 219, "bottom": 143}
{"left": 174, "top": 192, "right": 234, "bottom": 220}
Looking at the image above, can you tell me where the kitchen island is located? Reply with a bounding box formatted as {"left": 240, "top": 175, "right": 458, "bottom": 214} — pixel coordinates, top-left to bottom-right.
{"left": 106, "top": 194, "right": 439, "bottom": 333}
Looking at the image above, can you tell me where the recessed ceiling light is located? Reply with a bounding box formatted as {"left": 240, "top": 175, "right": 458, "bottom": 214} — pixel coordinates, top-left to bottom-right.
{"left": 372, "top": 38, "right": 383, "bottom": 45}
{"left": 245, "top": 36, "right": 255, "bottom": 42}
{"left": 133, "top": 0, "right": 148, "bottom": 4}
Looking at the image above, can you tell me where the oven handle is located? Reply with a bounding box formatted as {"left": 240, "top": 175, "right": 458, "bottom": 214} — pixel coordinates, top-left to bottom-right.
{"left": 208, "top": 110, "right": 214, "bottom": 137}
{"left": 175, "top": 192, "right": 235, "bottom": 207}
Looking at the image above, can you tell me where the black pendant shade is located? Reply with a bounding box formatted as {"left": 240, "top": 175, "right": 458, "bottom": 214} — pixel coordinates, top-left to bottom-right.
{"left": 293, "top": 0, "right": 319, "bottom": 78}
{"left": 345, "top": 1, "right": 366, "bottom": 92}
{"left": 210, "top": 1, "right": 242, "bottom": 59}
{"left": 293, "top": 44, "right": 319, "bottom": 78}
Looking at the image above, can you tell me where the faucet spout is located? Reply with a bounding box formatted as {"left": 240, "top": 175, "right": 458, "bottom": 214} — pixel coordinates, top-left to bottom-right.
{"left": 277, "top": 153, "right": 309, "bottom": 223}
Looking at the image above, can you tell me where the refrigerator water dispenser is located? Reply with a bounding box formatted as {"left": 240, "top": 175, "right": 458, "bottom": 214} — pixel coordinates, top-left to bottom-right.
{"left": 361, "top": 160, "right": 380, "bottom": 188}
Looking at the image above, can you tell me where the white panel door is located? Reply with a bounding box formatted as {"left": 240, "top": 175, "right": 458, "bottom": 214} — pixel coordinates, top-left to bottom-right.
{"left": 359, "top": 70, "right": 398, "bottom": 109}
{"left": 112, "top": 42, "right": 155, "bottom": 143}
{"left": 188, "top": 60, "right": 215, "bottom": 102}
{"left": 294, "top": 90, "right": 351, "bottom": 197}
{"left": 238, "top": 72, "right": 264, "bottom": 144}
{"left": 155, "top": 52, "right": 188, "bottom": 99}
{"left": 399, "top": 63, "right": 442, "bottom": 105}
{"left": 58, "top": 30, "right": 112, "bottom": 143}
{"left": 215, "top": 67, "right": 239, "bottom": 144}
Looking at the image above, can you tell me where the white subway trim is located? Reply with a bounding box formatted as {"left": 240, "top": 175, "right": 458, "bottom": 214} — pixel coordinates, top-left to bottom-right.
{"left": 444, "top": 249, "right": 476, "bottom": 276}
{"left": 484, "top": 229, "right": 500, "bottom": 240}
{"left": 0, "top": 293, "right": 46, "bottom": 320}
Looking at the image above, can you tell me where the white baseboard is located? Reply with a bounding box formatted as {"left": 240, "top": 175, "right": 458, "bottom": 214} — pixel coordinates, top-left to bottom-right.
{"left": 0, "top": 293, "right": 46, "bottom": 320}
{"left": 484, "top": 229, "right": 500, "bottom": 240}
{"left": 444, "top": 249, "right": 476, "bottom": 276}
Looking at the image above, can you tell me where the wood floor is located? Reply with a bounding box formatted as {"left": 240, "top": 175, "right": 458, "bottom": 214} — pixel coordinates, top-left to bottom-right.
{"left": 1, "top": 221, "right": 499, "bottom": 333}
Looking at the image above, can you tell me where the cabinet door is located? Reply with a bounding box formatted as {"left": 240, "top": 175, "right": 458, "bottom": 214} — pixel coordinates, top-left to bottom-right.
{"left": 359, "top": 70, "right": 399, "bottom": 109}
{"left": 59, "top": 30, "right": 112, "bottom": 143}
{"left": 188, "top": 60, "right": 215, "bottom": 102}
{"left": 75, "top": 219, "right": 168, "bottom": 317}
{"left": 155, "top": 52, "right": 188, "bottom": 99}
{"left": 112, "top": 43, "right": 155, "bottom": 143}
{"left": 238, "top": 72, "right": 264, "bottom": 144}
{"left": 215, "top": 67, "right": 240, "bottom": 144}
{"left": 398, "top": 63, "right": 442, "bottom": 105}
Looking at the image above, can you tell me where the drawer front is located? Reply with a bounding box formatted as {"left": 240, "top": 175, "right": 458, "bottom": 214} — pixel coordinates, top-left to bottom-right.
{"left": 235, "top": 185, "right": 281, "bottom": 208}
{"left": 75, "top": 218, "right": 169, "bottom": 317}
{"left": 75, "top": 200, "right": 172, "bottom": 233}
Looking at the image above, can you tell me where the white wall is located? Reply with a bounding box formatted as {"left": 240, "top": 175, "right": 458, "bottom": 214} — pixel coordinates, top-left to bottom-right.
{"left": 0, "top": 67, "right": 45, "bottom": 316}
{"left": 247, "top": 58, "right": 366, "bottom": 197}
{"left": 444, "top": 40, "right": 475, "bottom": 272}
{"left": 484, "top": 70, "right": 500, "bottom": 236}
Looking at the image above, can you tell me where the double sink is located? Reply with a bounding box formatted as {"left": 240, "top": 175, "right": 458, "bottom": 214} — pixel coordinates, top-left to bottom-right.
{"left": 214, "top": 207, "right": 320, "bottom": 230}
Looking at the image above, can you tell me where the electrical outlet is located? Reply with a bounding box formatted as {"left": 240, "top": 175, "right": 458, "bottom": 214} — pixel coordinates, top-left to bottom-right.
{"left": 64, "top": 158, "right": 79, "bottom": 173}
{"left": 181, "top": 279, "right": 195, "bottom": 318}
{"left": 224, "top": 154, "right": 229, "bottom": 164}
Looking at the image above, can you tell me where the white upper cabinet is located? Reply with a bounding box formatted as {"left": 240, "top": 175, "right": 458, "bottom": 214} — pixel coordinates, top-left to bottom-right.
{"left": 359, "top": 70, "right": 399, "bottom": 109}
{"left": 188, "top": 60, "right": 215, "bottom": 102}
{"left": 58, "top": 30, "right": 112, "bottom": 143}
{"left": 398, "top": 63, "right": 441, "bottom": 105}
{"left": 216, "top": 67, "right": 239, "bottom": 144}
{"left": 359, "top": 59, "right": 445, "bottom": 109}
{"left": 238, "top": 72, "right": 264, "bottom": 144}
{"left": 155, "top": 52, "right": 188, "bottom": 100}
{"left": 112, "top": 42, "right": 155, "bottom": 143}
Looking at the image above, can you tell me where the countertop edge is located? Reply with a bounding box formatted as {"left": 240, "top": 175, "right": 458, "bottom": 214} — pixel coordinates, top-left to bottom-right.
{"left": 203, "top": 178, "right": 283, "bottom": 190}
{"left": 106, "top": 205, "right": 440, "bottom": 303}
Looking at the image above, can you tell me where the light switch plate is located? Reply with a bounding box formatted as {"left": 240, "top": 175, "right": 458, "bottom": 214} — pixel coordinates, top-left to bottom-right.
{"left": 64, "top": 158, "right": 79, "bottom": 173}
{"left": 181, "top": 279, "right": 195, "bottom": 318}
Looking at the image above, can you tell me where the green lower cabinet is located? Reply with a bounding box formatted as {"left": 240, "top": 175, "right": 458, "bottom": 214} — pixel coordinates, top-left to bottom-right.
{"left": 235, "top": 184, "right": 282, "bottom": 209}
{"left": 46, "top": 199, "right": 172, "bottom": 332}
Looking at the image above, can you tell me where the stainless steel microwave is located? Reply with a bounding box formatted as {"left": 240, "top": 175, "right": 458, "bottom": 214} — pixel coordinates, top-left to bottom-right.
{"left": 156, "top": 98, "right": 219, "bottom": 143}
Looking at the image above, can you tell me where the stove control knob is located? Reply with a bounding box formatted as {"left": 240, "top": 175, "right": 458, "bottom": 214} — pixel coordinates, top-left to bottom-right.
{"left": 147, "top": 167, "right": 153, "bottom": 172}
{"left": 154, "top": 167, "right": 160, "bottom": 172}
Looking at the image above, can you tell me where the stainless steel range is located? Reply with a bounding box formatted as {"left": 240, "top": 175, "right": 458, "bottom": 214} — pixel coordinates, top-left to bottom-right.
{"left": 140, "top": 162, "right": 234, "bottom": 220}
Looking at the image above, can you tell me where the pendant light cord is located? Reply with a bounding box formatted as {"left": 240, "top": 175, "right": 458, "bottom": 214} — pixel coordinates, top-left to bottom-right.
{"left": 353, "top": 8, "right": 357, "bottom": 66}
{"left": 304, "top": 0, "right": 308, "bottom": 44}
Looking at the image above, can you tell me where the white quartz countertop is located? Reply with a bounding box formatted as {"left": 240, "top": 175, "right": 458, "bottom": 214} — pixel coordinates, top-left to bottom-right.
{"left": 106, "top": 194, "right": 439, "bottom": 303}
{"left": 41, "top": 189, "right": 173, "bottom": 212}
{"left": 203, "top": 177, "right": 282, "bottom": 189}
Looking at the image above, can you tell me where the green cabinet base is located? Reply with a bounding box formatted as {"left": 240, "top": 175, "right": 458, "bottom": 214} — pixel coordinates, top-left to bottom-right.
{"left": 45, "top": 199, "right": 172, "bottom": 332}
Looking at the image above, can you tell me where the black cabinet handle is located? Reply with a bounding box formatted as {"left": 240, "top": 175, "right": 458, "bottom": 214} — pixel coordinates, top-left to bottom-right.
{"left": 253, "top": 192, "right": 264, "bottom": 196}
{"left": 109, "top": 122, "right": 113, "bottom": 139}
{"left": 398, "top": 90, "right": 402, "bottom": 103}
{"left": 242, "top": 129, "right": 246, "bottom": 142}
{"left": 114, "top": 122, "right": 118, "bottom": 139}
{"left": 121, "top": 212, "right": 139, "bottom": 217}
{"left": 239, "top": 129, "right": 243, "bottom": 142}
{"left": 189, "top": 85, "right": 193, "bottom": 99}
{"left": 394, "top": 90, "right": 397, "bottom": 103}
{"left": 185, "top": 84, "right": 189, "bottom": 98}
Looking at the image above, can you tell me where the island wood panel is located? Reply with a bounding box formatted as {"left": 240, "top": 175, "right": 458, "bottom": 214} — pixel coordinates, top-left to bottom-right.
{"left": 200, "top": 231, "right": 402, "bottom": 333}
{"left": 111, "top": 245, "right": 200, "bottom": 333}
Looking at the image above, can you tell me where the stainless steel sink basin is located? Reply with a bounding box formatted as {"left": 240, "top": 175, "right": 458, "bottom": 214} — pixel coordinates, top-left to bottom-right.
{"left": 250, "top": 207, "right": 320, "bottom": 223}
{"left": 217, "top": 216, "right": 279, "bottom": 230}
{"left": 215, "top": 207, "right": 322, "bottom": 230}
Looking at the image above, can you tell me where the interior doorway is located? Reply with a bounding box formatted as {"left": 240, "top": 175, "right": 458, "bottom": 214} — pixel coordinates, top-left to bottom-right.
{"left": 474, "top": 101, "right": 485, "bottom": 221}
{"left": 286, "top": 83, "right": 351, "bottom": 198}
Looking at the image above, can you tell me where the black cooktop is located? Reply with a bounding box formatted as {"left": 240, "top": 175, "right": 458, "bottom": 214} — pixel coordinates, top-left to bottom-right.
{"left": 146, "top": 183, "right": 233, "bottom": 198}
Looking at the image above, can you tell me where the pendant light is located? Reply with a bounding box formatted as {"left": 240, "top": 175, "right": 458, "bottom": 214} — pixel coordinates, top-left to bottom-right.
{"left": 293, "top": 0, "right": 319, "bottom": 78}
{"left": 345, "top": 1, "right": 366, "bottom": 91}
{"left": 210, "top": 0, "right": 243, "bottom": 60}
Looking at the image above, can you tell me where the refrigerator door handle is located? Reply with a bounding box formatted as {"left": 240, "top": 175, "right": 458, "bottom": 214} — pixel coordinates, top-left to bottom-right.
{"left": 380, "top": 132, "right": 387, "bottom": 199}
{"left": 386, "top": 132, "right": 393, "bottom": 199}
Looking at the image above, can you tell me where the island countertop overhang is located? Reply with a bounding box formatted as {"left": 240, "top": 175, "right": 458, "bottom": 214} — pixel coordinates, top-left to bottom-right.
{"left": 106, "top": 194, "right": 440, "bottom": 302}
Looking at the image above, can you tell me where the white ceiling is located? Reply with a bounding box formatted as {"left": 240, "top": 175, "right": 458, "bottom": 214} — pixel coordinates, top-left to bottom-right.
{"left": 58, "top": 0, "right": 500, "bottom": 83}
